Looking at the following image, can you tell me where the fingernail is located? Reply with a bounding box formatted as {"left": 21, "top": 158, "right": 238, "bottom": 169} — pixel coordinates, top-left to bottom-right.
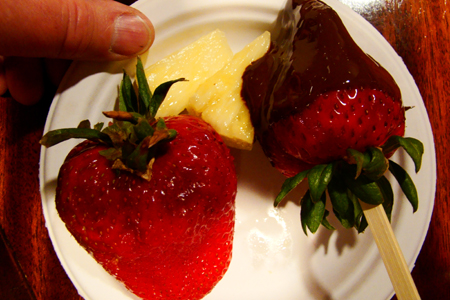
{"left": 111, "top": 14, "right": 153, "bottom": 56}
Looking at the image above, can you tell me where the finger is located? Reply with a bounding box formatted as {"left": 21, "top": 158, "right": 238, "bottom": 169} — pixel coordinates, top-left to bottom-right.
{"left": 4, "top": 57, "right": 44, "bottom": 105}
{"left": 0, "top": 0, "right": 154, "bottom": 61}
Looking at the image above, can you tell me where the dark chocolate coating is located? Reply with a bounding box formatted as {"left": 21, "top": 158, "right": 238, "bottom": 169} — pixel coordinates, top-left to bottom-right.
{"left": 242, "top": 0, "right": 401, "bottom": 134}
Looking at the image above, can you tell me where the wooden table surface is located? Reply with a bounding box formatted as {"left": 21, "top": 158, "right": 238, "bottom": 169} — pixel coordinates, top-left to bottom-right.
{"left": 1, "top": 0, "right": 449, "bottom": 299}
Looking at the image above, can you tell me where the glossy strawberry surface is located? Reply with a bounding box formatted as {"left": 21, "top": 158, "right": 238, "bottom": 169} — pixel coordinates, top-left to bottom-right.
{"left": 270, "top": 88, "right": 405, "bottom": 177}
{"left": 55, "top": 115, "right": 237, "bottom": 300}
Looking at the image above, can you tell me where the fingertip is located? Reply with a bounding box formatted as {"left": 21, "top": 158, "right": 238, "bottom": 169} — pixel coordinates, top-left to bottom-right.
{"left": 110, "top": 12, "right": 155, "bottom": 57}
{"left": 60, "top": 1, "right": 155, "bottom": 61}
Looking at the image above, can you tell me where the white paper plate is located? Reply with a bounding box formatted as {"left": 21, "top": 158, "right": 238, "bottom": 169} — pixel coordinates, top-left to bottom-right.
{"left": 39, "top": 0, "right": 436, "bottom": 299}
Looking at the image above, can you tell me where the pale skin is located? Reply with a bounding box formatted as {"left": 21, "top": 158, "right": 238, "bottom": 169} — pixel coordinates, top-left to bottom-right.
{"left": 0, "top": 0, "right": 155, "bottom": 105}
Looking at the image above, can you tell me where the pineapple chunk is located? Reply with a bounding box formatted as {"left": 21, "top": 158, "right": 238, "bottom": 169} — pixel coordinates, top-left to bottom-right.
{"left": 188, "top": 31, "right": 271, "bottom": 150}
{"left": 144, "top": 29, "right": 233, "bottom": 118}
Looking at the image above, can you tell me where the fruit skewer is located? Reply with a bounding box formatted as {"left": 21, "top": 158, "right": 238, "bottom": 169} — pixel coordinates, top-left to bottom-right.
{"left": 362, "top": 202, "right": 420, "bottom": 299}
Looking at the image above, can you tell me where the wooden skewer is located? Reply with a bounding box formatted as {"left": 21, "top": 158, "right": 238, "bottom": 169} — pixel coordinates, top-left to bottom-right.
{"left": 361, "top": 203, "right": 421, "bottom": 300}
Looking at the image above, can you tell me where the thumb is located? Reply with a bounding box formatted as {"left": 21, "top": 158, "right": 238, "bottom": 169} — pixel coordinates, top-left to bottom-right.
{"left": 0, "top": 0, "right": 154, "bottom": 60}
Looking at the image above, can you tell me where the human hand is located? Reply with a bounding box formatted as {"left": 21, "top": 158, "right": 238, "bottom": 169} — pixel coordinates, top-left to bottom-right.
{"left": 0, "top": 0, "right": 154, "bottom": 105}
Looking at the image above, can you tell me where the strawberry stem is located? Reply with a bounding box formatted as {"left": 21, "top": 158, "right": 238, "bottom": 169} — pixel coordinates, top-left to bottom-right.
{"left": 40, "top": 57, "right": 184, "bottom": 180}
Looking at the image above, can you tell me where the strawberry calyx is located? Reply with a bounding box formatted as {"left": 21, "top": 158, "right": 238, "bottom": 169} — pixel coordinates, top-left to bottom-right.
{"left": 274, "top": 135, "right": 424, "bottom": 234}
{"left": 40, "top": 57, "right": 185, "bottom": 180}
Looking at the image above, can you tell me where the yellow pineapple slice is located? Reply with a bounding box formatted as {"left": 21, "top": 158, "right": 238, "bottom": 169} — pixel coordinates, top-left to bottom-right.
{"left": 144, "top": 30, "right": 233, "bottom": 118}
{"left": 188, "top": 31, "right": 271, "bottom": 150}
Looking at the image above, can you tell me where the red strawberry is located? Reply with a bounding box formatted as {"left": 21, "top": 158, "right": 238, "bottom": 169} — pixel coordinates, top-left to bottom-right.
{"left": 41, "top": 59, "right": 237, "bottom": 299}
{"left": 242, "top": 0, "right": 423, "bottom": 233}
{"left": 270, "top": 88, "right": 405, "bottom": 176}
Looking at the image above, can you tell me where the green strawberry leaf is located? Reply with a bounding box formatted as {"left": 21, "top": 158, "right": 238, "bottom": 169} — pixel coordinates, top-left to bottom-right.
{"left": 98, "top": 147, "right": 122, "bottom": 161}
{"left": 121, "top": 121, "right": 138, "bottom": 144}
{"left": 148, "top": 78, "right": 187, "bottom": 119}
{"left": 403, "top": 138, "right": 424, "bottom": 173}
{"left": 382, "top": 136, "right": 424, "bottom": 173}
{"left": 388, "top": 160, "right": 419, "bottom": 212}
{"left": 118, "top": 78, "right": 127, "bottom": 113}
{"left": 348, "top": 191, "right": 369, "bottom": 233}
{"left": 363, "top": 147, "right": 389, "bottom": 181}
{"left": 308, "top": 163, "right": 333, "bottom": 203}
{"left": 274, "top": 169, "right": 309, "bottom": 207}
{"left": 148, "top": 127, "right": 177, "bottom": 149}
{"left": 321, "top": 210, "right": 335, "bottom": 230}
{"left": 346, "top": 190, "right": 365, "bottom": 232}
{"left": 101, "top": 122, "right": 128, "bottom": 146}
{"left": 333, "top": 208, "right": 353, "bottom": 229}
{"left": 156, "top": 118, "right": 168, "bottom": 130}
{"left": 77, "top": 119, "right": 91, "bottom": 129}
{"left": 134, "top": 118, "right": 154, "bottom": 141}
{"left": 328, "top": 176, "right": 354, "bottom": 228}
{"left": 346, "top": 147, "right": 388, "bottom": 181}
{"left": 300, "top": 191, "right": 326, "bottom": 235}
{"left": 344, "top": 173, "right": 384, "bottom": 205}
{"left": 125, "top": 136, "right": 152, "bottom": 172}
{"left": 357, "top": 214, "right": 369, "bottom": 233}
{"left": 40, "top": 127, "right": 112, "bottom": 147}
{"left": 94, "top": 122, "right": 104, "bottom": 131}
{"left": 124, "top": 121, "right": 176, "bottom": 172}
{"left": 345, "top": 148, "right": 368, "bottom": 178}
{"left": 154, "top": 118, "right": 177, "bottom": 140}
{"left": 376, "top": 175, "right": 394, "bottom": 221}
{"left": 121, "top": 140, "right": 136, "bottom": 159}
{"left": 120, "top": 72, "right": 138, "bottom": 113}
{"left": 135, "top": 57, "right": 152, "bottom": 115}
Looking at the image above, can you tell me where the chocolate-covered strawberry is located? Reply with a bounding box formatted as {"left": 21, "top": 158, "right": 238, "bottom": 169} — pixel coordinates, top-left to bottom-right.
{"left": 40, "top": 58, "right": 237, "bottom": 300}
{"left": 242, "top": 0, "right": 423, "bottom": 233}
